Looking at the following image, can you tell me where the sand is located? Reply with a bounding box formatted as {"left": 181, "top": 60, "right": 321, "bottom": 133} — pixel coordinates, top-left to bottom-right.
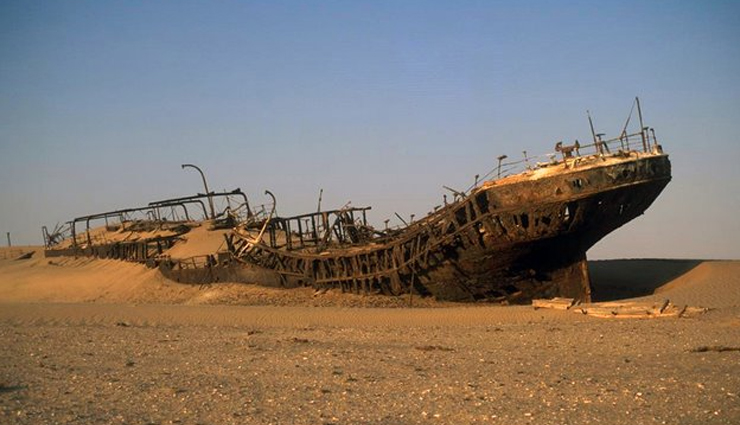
{"left": 1, "top": 247, "right": 739, "bottom": 424}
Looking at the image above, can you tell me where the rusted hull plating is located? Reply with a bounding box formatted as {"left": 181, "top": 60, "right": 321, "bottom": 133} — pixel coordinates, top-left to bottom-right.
{"left": 41, "top": 113, "right": 671, "bottom": 304}
{"left": 228, "top": 154, "right": 671, "bottom": 302}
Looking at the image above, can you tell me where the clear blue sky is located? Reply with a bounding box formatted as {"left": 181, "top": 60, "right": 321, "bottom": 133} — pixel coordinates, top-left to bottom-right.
{"left": 1, "top": 0, "right": 738, "bottom": 259}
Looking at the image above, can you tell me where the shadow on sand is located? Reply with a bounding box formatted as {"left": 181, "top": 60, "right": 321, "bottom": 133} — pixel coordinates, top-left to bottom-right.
{"left": 588, "top": 259, "right": 704, "bottom": 302}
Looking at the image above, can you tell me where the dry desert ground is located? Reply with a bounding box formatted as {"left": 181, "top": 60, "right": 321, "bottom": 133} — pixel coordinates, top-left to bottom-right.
{"left": 1, "top": 246, "right": 739, "bottom": 424}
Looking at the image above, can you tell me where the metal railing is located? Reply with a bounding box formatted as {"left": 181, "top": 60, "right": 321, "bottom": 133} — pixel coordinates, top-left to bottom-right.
{"left": 465, "top": 128, "right": 661, "bottom": 194}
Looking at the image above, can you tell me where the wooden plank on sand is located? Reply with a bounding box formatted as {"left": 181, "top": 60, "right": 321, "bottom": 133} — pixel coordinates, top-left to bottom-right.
{"left": 532, "top": 297, "right": 575, "bottom": 310}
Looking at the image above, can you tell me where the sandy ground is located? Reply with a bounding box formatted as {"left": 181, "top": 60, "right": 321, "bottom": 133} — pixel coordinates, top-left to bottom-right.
{"left": 1, "top": 247, "right": 739, "bottom": 424}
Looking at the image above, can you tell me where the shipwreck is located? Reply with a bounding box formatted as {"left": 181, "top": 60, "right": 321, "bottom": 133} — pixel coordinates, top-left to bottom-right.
{"left": 43, "top": 99, "right": 671, "bottom": 303}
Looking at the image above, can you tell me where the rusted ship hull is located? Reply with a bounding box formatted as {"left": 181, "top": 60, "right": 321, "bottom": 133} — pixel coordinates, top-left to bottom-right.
{"left": 227, "top": 152, "right": 671, "bottom": 303}
{"left": 418, "top": 154, "right": 671, "bottom": 301}
{"left": 42, "top": 102, "right": 672, "bottom": 304}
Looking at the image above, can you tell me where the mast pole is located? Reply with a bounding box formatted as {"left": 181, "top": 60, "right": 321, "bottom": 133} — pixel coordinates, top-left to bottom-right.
{"left": 636, "top": 97, "right": 648, "bottom": 152}
{"left": 587, "top": 110, "right": 601, "bottom": 155}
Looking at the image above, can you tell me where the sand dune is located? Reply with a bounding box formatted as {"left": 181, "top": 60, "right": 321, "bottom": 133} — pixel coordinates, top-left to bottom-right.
{"left": 589, "top": 259, "right": 740, "bottom": 308}
{"left": 0, "top": 247, "right": 447, "bottom": 308}
{"left": 162, "top": 225, "right": 231, "bottom": 260}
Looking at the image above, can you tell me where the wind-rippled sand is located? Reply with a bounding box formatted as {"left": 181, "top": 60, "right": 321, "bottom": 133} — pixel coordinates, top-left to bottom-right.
{"left": 1, "top": 248, "right": 739, "bottom": 424}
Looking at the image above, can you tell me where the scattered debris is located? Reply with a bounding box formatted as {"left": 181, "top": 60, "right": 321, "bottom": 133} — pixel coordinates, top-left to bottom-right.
{"left": 0, "top": 248, "right": 33, "bottom": 261}
{"left": 0, "top": 384, "right": 26, "bottom": 394}
{"left": 532, "top": 297, "right": 576, "bottom": 310}
{"left": 415, "top": 345, "right": 455, "bottom": 352}
{"left": 690, "top": 346, "right": 740, "bottom": 353}
{"left": 15, "top": 251, "right": 34, "bottom": 260}
{"left": 532, "top": 298, "right": 708, "bottom": 319}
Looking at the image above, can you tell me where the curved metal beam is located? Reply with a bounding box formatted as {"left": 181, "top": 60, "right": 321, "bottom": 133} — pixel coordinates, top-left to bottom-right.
{"left": 181, "top": 163, "right": 215, "bottom": 220}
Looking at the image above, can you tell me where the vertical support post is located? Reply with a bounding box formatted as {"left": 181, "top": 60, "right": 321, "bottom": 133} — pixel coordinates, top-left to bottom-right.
{"left": 311, "top": 216, "right": 317, "bottom": 243}
{"left": 285, "top": 220, "right": 293, "bottom": 250}
{"left": 6, "top": 232, "right": 10, "bottom": 247}
{"left": 71, "top": 222, "right": 77, "bottom": 250}
{"left": 86, "top": 218, "right": 92, "bottom": 247}
{"left": 636, "top": 97, "right": 648, "bottom": 152}
{"left": 650, "top": 128, "right": 659, "bottom": 152}
{"left": 321, "top": 212, "right": 329, "bottom": 239}
{"left": 497, "top": 155, "right": 507, "bottom": 178}
{"left": 596, "top": 133, "right": 608, "bottom": 155}
{"left": 588, "top": 110, "right": 599, "bottom": 151}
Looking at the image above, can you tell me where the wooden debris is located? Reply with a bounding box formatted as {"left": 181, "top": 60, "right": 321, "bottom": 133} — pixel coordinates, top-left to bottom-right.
{"left": 415, "top": 345, "right": 455, "bottom": 352}
{"left": 14, "top": 251, "right": 34, "bottom": 260}
{"left": 531, "top": 297, "right": 708, "bottom": 319}
{"left": 690, "top": 346, "right": 740, "bottom": 353}
{"left": 532, "top": 297, "right": 575, "bottom": 310}
{"left": 0, "top": 249, "right": 33, "bottom": 260}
